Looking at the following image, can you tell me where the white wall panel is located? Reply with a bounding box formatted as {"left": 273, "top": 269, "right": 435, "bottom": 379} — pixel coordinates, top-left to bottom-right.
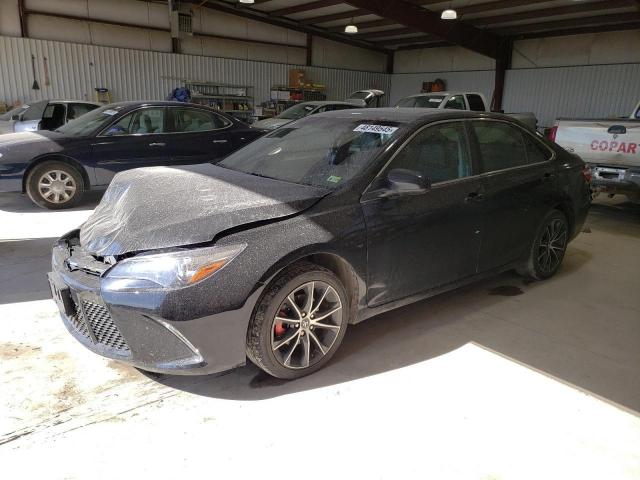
{"left": 0, "top": 0, "right": 21, "bottom": 37}
{"left": 312, "top": 37, "right": 387, "bottom": 73}
{"left": 0, "top": 35, "right": 390, "bottom": 108}
{"left": 504, "top": 63, "right": 640, "bottom": 128}
{"left": 513, "top": 31, "right": 640, "bottom": 68}
{"left": 390, "top": 70, "right": 496, "bottom": 106}
{"left": 395, "top": 46, "right": 495, "bottom": 74}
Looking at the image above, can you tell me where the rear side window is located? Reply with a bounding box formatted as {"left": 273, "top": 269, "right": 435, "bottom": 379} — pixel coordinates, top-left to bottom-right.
{"left": 523, "top": 133, "right": 552, "bottom": 164}
{"left": 169, "top": 107, "right": 231, "bottom": 132}
{"left": 444, "top": 95, "right": 466, "bottom": 110}
{"left": 390, "top": 122, "right": 472, "bottom": 184}
{"left": 467, "top": 94, "right": 486, "bottom": 112}
{"left": 472, "top": 121, "right": 528, "bottom": 172}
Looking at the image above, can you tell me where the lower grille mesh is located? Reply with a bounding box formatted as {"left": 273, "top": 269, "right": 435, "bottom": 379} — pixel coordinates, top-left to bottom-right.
{"left": 67, "top": 297, "right": 129, "bottom": 353}
{"left": 83, "top": 301, "right": 129, "bottom": 351}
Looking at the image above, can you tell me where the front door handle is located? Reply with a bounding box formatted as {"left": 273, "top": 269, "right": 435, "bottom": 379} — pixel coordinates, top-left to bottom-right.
{"left": 212, "top": 139, "right": 228, "bottom": 144}
{"left": 543, "top": 172, "right": 556, "bottom": 181}
{"left": 149, "top": 142, "right": 166, "bottom": 147}
{"left": 465, "top": 191, "right": 485, "bottom": 203}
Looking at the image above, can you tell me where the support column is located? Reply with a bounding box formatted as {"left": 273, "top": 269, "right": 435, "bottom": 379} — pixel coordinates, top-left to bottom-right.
{"left": 306, "top": 34, "right": 312, "bottom": 67}
{"left": 18, "top": 0, "right": 28, "bottom": 38}
{"left": 386, "top": 50, "right": 394, "bottom": 75}
{"left": 491, "top": 38, "right": 513, "bottom": 112}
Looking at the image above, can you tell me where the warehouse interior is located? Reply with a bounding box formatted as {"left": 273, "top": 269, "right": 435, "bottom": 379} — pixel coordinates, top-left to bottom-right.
{"left": 0, "top": 1, "right": 639, "bottom": 478}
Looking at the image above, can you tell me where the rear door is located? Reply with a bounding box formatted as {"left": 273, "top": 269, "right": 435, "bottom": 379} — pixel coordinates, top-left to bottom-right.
{"left": 91, "top": 106, "right": 172, "bottom": 185}
{"left": 470, "top": 120, "right": 558, "bottom": 272}
{"left": 362, "top": 120, "right": 484, "bottom": 306}
{"left": 166, "top": 106, "right": 236, "bottom": 165}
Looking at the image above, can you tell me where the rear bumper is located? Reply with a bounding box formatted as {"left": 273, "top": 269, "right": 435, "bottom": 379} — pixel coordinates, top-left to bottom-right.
{"left": 589, "top": 165, "right": 640, "bottom": 198}
{"left": 49, "top": 242, "right": 262, "bottom": 375}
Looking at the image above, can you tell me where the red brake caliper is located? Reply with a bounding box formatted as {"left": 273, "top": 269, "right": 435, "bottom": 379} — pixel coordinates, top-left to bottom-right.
{"left": 274, "top": 310, "right": 287, "bottom": 336}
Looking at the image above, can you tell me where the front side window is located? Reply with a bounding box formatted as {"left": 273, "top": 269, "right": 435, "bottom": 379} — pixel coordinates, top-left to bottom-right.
{"left": 389, "top": 122, "right": 472, "bottom": 184}
{"left": 219, "top": 116, "right": 404, "bottom": 189}
{"left": 104, "top": 108, "right": 165, "bottom": 136}
{"left": 472, "top": 121, "right": 528, "bottom": 172}
{"left": 444, "top": 95, "right": 466, "bottom": 110}
{"left": 169, "top": 107, "right": 230, "bottom": 132}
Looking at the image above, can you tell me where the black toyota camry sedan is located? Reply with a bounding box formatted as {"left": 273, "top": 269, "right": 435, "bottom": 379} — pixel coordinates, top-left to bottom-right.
{"left": 48, "top": 108, "right": 591, "bottom": 379}
{"left": 0, "top": 101, "right": 265, "bottom": 209}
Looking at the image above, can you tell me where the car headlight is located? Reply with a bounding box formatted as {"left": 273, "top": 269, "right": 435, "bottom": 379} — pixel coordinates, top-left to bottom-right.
{"left": 105, "top": 244, "right": 246, "bottom": 290}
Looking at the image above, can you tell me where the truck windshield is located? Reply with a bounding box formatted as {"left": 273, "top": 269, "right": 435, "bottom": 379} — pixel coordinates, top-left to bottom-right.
{"left": 219, "top": 116, "right": 405, "bottom": 189}
{"left": 397, "top": 95, "right": 445, "bottom": 108}
{"left": 278, "top": 103, "right": 318, "bottom": 120}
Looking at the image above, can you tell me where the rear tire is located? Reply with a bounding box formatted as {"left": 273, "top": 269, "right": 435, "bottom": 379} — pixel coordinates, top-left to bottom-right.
{"left": 246, "top": 262, "right": 349, "bottom": 380}
{"left": 26, "top": 161, "right": 84, "bottom": 210}
{"left": 517, "top": 210, "right": 569, "bottom": 281}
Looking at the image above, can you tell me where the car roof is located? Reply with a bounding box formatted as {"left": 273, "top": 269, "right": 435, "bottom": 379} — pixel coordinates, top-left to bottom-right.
{"left": 313, "top": 107, "right": 509, "bottom": 123}
{"left": 297, "top": 101, "right": 357, "bottom": 106}
{"left": 406, "top": 92, "right": 483, "bottom": 98}
{"left": 51, "top": 100, "right": 103, "bottom": 105}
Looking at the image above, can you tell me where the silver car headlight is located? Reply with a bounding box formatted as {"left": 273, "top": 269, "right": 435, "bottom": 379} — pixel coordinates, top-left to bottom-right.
{"left": 105, "top": 244, "right": 246, "bottom": 290}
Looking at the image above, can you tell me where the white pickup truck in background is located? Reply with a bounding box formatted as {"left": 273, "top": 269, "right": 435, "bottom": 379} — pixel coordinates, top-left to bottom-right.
{"left": 395, "top": 91, "right": 538, "bottom": 131}
{"left": 551, "top": 101, "right": 640, "bottom": 203}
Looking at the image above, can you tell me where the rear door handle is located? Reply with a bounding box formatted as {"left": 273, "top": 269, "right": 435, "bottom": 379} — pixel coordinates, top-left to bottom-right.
{"left": 543, "top": 172, "right": 557, "bottom": 181}
{"left": 465, "top": 191, "right": 485, "bottom": 203}
{"left": 212, "top": 139, "right": 228, "bottom": 144}
{"left": 148, "top": 142, "right": 166, "bottom": 147}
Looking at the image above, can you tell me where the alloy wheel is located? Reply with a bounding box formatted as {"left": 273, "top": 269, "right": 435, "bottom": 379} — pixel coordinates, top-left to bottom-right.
{"left": 537, "top": 218, "right": 567, "bottom": 274}
{"left": 38, "top": 170, "right": 77, "bottom": 204}
{"left": 270, "top": 281, "right": 343, "bottom": 370}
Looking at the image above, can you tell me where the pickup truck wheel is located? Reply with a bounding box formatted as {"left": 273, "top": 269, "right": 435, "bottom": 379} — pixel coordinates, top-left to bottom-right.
{"left": 246, "top": 263, "right": 348, "bottom": 379}
{"left": 518, "top": 210, "right": 569, "bottom": 281}
{"left": 26, "top": 161, "right": 84, "bottom": 210}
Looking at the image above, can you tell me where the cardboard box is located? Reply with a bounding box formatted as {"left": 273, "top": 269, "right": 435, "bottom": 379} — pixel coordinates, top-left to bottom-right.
{"left": 289, "top": 69, "right": 307, "bottom": 88}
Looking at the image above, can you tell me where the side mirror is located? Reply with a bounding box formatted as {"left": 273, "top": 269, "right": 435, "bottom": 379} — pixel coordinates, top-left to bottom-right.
{"left": 384, "top": 168, "right": 430, "bottom": 196}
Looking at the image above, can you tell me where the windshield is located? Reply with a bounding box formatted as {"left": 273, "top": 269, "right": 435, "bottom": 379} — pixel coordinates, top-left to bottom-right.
{"left": 218, "top": 116, "right": 404, "bottom": 189}
{"left": 0, "top": 105, "right": 29, "bottom": 121}
{"left": 56, "top": 105, "right": 127, "bottom": 136}
{"left": 279, "top": 103, "right": 318, "bottom": 120}
{"left": 397, "top": 95, "right": 445, "bottom": 108}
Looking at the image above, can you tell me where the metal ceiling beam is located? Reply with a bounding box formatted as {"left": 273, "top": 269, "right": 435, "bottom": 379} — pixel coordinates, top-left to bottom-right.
{"left": 458, "top": 0, "right": 550, "bottom": 16}
{"left": 514, "top": 21, "right": 640, "bottom": 40}
{"left": 299, "top": 8, "right": 368, "bottom": 25}
{"left": 493, "top": 12, "right": 640, "bottom": 35}
{"left": 470, "top": 0, "right": 634, "bottom": 26}
{"left": 270, "top": 0, "right": 342, "bottom": 17}
{"left": 344, "top": 0, "right": 502, "bottom": 58}
{"left": 196, "top": 1, "right": 389, "bottom": 53}
{"left": 358, "top": 28, "right": 418, "bottom": 40}
{"left": 375, "top": 34, "right": 436, "bottom": 46}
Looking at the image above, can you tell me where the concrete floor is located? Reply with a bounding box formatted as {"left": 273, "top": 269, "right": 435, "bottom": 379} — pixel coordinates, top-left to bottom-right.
{"left": 0, "top": 191, "right": 639, "bottom": 479}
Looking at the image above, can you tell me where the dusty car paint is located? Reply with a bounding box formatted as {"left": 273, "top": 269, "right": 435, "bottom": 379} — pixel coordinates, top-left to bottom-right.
{"left": 49, "top": 108, "right": 591, "bottom": 376}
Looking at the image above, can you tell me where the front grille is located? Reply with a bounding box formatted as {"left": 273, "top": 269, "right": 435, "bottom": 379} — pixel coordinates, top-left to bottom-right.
{"left": 66, "top": 296, "right": 130, "bottom": 353}
{"left": 82, "top": 301, "right": 129, "bottom": 352}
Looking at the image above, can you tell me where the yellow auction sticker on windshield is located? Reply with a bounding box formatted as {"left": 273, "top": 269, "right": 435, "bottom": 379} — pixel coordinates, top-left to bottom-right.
{"left": 327, "top": 175, "right": 342, "bottom": 183}
{"left": 354, "top": 124, "right": 398, "bottom": 134}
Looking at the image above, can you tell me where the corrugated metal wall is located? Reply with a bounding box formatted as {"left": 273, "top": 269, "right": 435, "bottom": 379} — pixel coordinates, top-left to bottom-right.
{"left": 504, "top": 64, "right": 640, "bottom": 128}
{"left": 0, "top": 35, "right": 390, "bottom": 107}
{"left": 389, "top": 70, "right": 496, "bottom": 106}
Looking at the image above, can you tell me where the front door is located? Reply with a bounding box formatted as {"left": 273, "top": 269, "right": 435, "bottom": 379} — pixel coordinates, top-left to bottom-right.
{"left": 362, "top": 120, "right": 484, "bottom": 307}
{"left": 469, "top": 120, "right": 558, "bottom": 272}
{"left": 91, "top": 107, "right": 171, "bottom": 185}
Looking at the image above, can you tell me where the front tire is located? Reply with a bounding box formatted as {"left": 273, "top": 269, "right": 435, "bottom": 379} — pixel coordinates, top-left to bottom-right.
{"left": 518, "top": 210, "right": 569, "bottom": 280}
{"left": 26, "top": 161, "right": 84, "bottom": 210}
{"left": 246, "top": 263, "right": 349, "bottom": 379}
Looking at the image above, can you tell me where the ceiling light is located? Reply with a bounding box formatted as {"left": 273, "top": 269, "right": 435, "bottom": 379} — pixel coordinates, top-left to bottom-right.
{"left": 345, "top": 24, "right": 358, "bottom": 34}
{"left": 239, "top": 0, "right": 255, "bottom": 4}
{"left": 441, "top": 9, "right": 457, "bottom": 20}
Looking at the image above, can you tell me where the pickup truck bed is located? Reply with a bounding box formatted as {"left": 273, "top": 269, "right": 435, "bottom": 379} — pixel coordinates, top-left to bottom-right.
{"left": 552, "top": 102, "right": 640, "bottom": 203}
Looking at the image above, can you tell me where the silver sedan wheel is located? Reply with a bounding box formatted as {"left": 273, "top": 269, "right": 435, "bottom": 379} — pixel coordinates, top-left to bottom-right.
{"left": 38, "top": 170, "right": 77, "bottom": 204}
{"left": 271, "top": 281, "right": 343, "bottom": 370}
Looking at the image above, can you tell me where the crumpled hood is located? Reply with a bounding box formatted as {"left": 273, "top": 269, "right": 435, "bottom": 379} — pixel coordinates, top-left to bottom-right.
{"left": 251, "top": 117, "right": 293, "bottom": 130}
{"left": 80, "top": 164, "right": 328, "bottom": 257}
{"left": 0, "top": 130, "right": 68, "bottom": 159}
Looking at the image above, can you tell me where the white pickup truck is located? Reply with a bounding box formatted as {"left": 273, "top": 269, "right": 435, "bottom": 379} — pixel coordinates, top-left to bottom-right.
{"left": 551, "top": 101, "right": 640, "bottom": 203}
{"left": 395, "top": 91, "right": 538, "bottom": 131}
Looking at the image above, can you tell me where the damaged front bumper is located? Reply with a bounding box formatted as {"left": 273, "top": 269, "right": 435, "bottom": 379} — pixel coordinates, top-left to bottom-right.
{"left": 48, "top": 234, "right": 261, "bottom": 375}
